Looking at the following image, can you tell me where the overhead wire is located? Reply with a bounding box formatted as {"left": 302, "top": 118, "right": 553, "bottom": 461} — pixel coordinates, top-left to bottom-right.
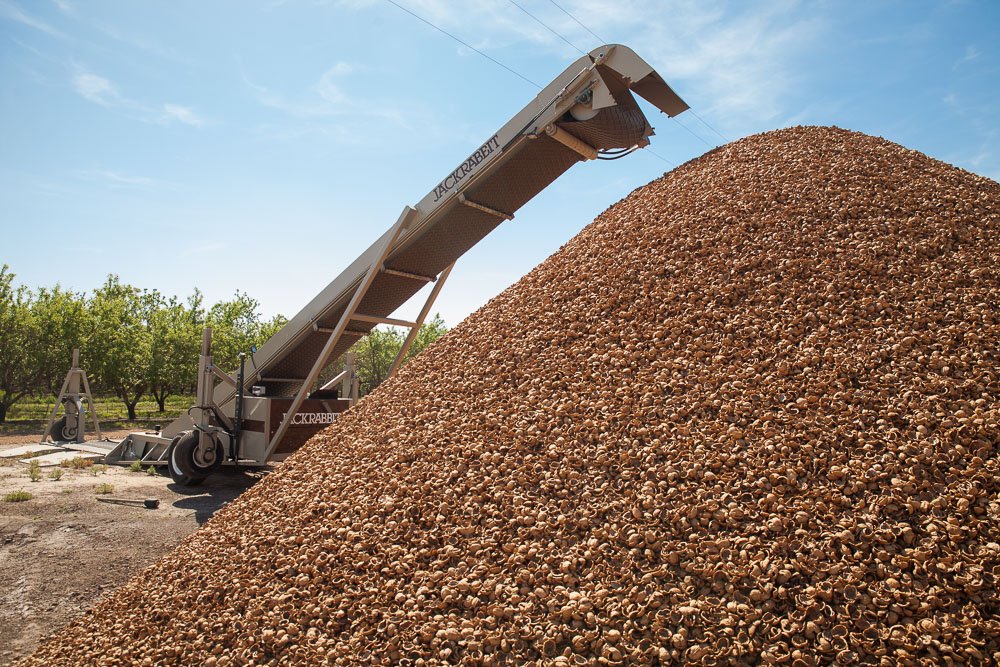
{"left": 672, "top": 114, "right": 716, "bottom": 148}
{"left": 385, "top": 0, "right": 697, "bottom": 166}
{"left": 502, "top": 2, "right": 693, "bottom": 165}
{"left": 689, "top": 108, "right": 728, "bottom": 143}
{"left": 546, "top": 0, "right": 605, "bottom": 45}
{"left": 383, "top": 0, "right": 542, "bottom": 89}
{"left": 537, "top": 0, "right": 713, "bottom": 157}
{"left": 508, "top": 0, "right": 586, "bottom": 55}
{"left": 645, "top": 148, "right": 677, "bottom": 169}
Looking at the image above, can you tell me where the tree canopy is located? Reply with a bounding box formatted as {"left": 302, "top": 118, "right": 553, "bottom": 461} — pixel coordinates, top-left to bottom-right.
{"left": 0, "top": 266, "right": 447, "bottom": 422}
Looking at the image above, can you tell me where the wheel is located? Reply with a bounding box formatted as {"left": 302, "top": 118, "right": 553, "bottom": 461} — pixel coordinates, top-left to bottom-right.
{"left": 50, "top": 416, "right": 77, "bottom": 442}
{"left": 166, "top": 435, "right": 203, "bottom": 486}
{"left": 166, "top": 432, "right": 223, "bottom": 486}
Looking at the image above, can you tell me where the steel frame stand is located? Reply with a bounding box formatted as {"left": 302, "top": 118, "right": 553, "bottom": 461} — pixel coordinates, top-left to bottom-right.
{"left": 269, "top": 207, "right": 453, "bottom": 450}
{"left": 42, "top": 349, "right": 102, "bottom": 444}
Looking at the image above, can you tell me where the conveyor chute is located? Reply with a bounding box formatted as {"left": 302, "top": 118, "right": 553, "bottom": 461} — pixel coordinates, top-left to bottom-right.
{"left": 108, "top": 44, "right": 689, "bottom": 483}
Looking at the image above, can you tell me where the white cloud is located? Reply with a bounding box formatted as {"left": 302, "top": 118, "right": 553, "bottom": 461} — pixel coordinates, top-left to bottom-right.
{"left": 71, "top": 66, "right": 208, "bottom": 127}
{"left": 72, "top": 71, "right": 122, "bottom": 106}
{"left": 0, "top": 0, "right": 66, "bottom": 38}
{"left": 554, "top": 0, "right": 824, "bottom": 125}
{"left": 51, "top": 0, "right": 74, "bottom": 15}
{"left": 75, "top": 169, "right": 178, "bottom": 190}
{"left": 162, "top": 104, "right": 206, "bottom": 127}
{"left": 247, "top": 61, "right": 403, "bottom": 126}
{"left": 92, "top": 20, "right": 190, "bottom": 64}
{"left": 250, "top": 62, "right": 354, "bottom": 117}
{"left": 956, "top": 44, "right": 980, "bottom": 67}
{"left": 339, "top": 0, "right": 826, "bottom": 132}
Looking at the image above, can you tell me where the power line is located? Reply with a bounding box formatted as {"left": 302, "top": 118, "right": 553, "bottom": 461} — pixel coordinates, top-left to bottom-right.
{"left": 689, "top": 108, "right": 728, "bottom": 143}
{"left": 546, "top": 0, "right": 605, "bottom": 45}
{"left": 383, "top": 0, "right": 541, "bottom": 89}
{"left": 508, "top": 0, "right": 586, "bottom": 55}
{"left": 386, "top": 0, "right": 690, "bottom": 169}
{"left": 672, "top": 115, "right": 716, "bottom": 149}
{"left": 524, "top": 2, "right": 687, "bottom": 168}
{"left": 646, "top": 148, "right": 677, "bottom": 169}
{"left": 542, "top": 0, "right": 727, "bottom": 154}
{"left": 503, "top": 0, "right": 688, "bottom": 171}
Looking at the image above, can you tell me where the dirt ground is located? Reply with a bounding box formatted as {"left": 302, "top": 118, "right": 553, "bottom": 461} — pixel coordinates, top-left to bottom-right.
{"left": 0, "top": 437, "right": 268, "bottom": 665}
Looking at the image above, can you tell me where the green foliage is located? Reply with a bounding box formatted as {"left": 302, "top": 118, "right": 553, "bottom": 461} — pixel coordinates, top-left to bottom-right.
{"left": 27, "top": 459, "right": 42, "bottom": 482}
{"left": 48, "top": 467, "right": 63, "bottom": 481}
{"left": 9, "top": 393, "right": 190, "bottom": 423}
{"left": 90, "top": 464, "right": 107, "bottom": 476}
{"left": 4, "top": 490, "right": 32, "bottom": 502}
{"left": 31, "top": 284, "right": 89, "bottom": 396}
{"left": 0, "top": 264, "right": 37, "bottom": 422}
{"left": 4, "top": 269, "right": 285, "bottom": 422}
{"left": 349, "top": 314, "right": 448, "bottom": 396}
{"left": 95, "top": 482, "right": 114, "bottom": 495}
{"left": 405, "top": 314, "right": 448, "bottom": 361}
{"left": 207, "top": 291, "right": 286, "bottom": 373}
{"left": 0, "top": 265, "right": 381, "bottom": 426}
{"left": 147, "top": 293, "right": 202, "bottom": 412}
{"left": 146, "top": 465, "right": 157, "bottom": 476}
{"left": 128, "top": 460, "right": 143, "bottom": 473}
{"left": 353, "top": 327, "right": 403, "bottom": 396}
{"left": 85, "top": 276, "right": 159, "bottom": 420}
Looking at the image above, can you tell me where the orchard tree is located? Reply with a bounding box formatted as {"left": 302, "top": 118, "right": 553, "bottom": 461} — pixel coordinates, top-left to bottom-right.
{"left": 402, "top": 314, "right": 447, "bottom": 363}
{"left": 206, "top": 292, "right": 286, "bottom": 373}
{"left": 350, "top": 314, "right": 448, "bottom": 396}
{"left": 0, "top": 265, "right": 37, "bottom": 422}
{"left": 147, "top": 295, "right": 201, "bottom": 412}
{"left": 31, "top": 285, "right": 89, "bottom": 396}
{"left": 353, "top": 327, "right": 404, "bottom": 396}
{"left": 85, "top": 276, "right": 155, "bottom": 421}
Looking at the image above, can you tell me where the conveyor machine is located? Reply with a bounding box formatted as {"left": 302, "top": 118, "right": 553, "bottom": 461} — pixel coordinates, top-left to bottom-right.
{"left": 107, "top": 44, "right": 689, "bottom": 484}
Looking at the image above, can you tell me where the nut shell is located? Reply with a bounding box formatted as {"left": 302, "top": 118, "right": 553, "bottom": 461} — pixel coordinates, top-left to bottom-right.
{"left": 20, "top": 126, "right": 1000, "bottom": 666}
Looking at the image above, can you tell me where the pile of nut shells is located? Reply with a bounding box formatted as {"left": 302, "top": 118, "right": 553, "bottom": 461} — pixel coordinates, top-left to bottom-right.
{"left": 24, "top": 127, "right": 999, "bottom": 666}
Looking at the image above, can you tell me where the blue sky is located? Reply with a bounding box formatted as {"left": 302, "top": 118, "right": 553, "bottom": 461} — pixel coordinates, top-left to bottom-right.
{"left": 1, "top": 0, "right": 997, "bottom": 327}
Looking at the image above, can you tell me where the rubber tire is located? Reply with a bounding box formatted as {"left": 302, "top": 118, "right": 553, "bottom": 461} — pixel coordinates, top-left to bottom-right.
{"left": 167, "top": 432, "right": 222, "bottom": 486}
{"left": 166, "top": 434, "right": 203, "bottom": 486}
{"left": 50, "top": 416, "right": 77, "bottom": 442}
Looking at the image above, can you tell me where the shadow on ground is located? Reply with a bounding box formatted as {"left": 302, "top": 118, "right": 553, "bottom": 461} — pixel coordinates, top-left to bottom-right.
{"left": 168, "top": 468, "right": 268, "bottom": 524}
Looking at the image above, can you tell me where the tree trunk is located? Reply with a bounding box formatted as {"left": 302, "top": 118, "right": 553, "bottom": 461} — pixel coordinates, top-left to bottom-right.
{"left": 152, "top": 388, "right": 168, "bottom": 413}
{"left": 0, "top": 390, "right": 27, "bottom": 424}
{"left": 118, "top": 386, "right": 142, "bottom": 422}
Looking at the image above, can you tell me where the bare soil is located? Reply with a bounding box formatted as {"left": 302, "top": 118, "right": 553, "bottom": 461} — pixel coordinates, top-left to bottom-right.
{"left": 0, "top": 439, "right": 267, "bottom": 665}
{"left": 0, "top": 429, "right": 133, "bottom": 447}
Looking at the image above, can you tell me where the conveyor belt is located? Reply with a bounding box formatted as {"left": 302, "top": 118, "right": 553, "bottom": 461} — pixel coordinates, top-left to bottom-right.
{"left": 160, "top": 44, "right": 688, "bottom": 442}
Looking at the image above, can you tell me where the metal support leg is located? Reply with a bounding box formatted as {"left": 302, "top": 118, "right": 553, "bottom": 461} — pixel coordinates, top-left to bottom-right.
{"left": 195, "top": 328, "right": 215, "bottom": 454}
{"left": 341, "top": 352, "right": 355, "bottom": 400}
{"left": 80, "top": 371, "right": 102, "bottom": 440}
{"left": 386, "top": 262, "right": 455, "bottom": 380}
{"left": 41, "top": 374, "right": 71, "bottom": 444}
{"left": 268, "top": 206, "right": 418, "bottom": 451}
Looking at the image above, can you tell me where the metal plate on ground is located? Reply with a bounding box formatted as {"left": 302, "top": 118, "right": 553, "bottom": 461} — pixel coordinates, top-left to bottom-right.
{"left": 64, "top": 441, "right": 120, "bottom": 455}
{"left": 0, "top": 444, "right": 64, "bottom": 458}
{"left": 20, "top": 451, "right": 103, "bottom": 467}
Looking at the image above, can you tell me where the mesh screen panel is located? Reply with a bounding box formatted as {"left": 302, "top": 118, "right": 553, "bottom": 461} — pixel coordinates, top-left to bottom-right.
{"left": 463, "top": 138, "right": 580, "bottom": 217}
{"left": 556, "top": 89, "right": 649, "bottom": 150}
{"left": 233, "top": 89, "right": 656, "bottom": 400}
